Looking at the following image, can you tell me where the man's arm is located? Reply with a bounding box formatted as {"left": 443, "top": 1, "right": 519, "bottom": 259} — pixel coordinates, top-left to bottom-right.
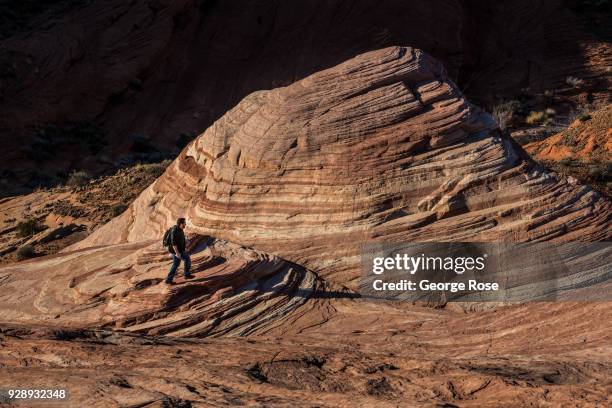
{"left": 171, "top": 227, "right": 181, "bottom": 255}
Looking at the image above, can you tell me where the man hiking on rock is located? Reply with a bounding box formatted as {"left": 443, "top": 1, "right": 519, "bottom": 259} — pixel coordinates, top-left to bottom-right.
{"left": 163, "top": 217, "right": 194, "bottom": 284}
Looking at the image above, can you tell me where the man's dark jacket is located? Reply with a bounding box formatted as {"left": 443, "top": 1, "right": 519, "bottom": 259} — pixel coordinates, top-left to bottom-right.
{"left": 169, "top": 226, "right": 186, "bottom": 254}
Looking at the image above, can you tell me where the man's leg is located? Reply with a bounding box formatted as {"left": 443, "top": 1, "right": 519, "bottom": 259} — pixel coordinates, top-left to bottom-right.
{"left": 182, "top": 253, "right": 192, "bottom": 277}
{"left": 165, "top": 253, "right": 181, "bottom": 283}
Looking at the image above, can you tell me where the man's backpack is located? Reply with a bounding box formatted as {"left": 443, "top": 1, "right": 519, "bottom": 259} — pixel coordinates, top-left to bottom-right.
{"left": 162, "top": 226, "right": 175, "bottom": 247}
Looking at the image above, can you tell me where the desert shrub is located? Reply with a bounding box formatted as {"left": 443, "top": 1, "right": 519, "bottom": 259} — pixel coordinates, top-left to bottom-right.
{"left": 492, "top": 104, "right": 512, "bottom": 130}
{"left": 588, "top": 164, "right": 610, "bottom": 181}
{"left": 16, "top": 219, "right": 44, "bottom": 237}
{"left": 566, "top": 76, "right": 585, "bottom": 89}
{"left": 492, "top": 100, "right": 522, "bottom": 130}
{"left": 114, "top": 154, "right": 136, "bottom": 168}
{"left": 526, "top": 111, "right": 546, "bottom": 125}
{"left": 115, "top": 135, "right": 173, "bottom": 166}
{"left": 66, "top": 170, "right": 90, "bottom": 186}
{"left": 566, "top": 102, "right": 605, "bottom": 125}
{"left": 135, "top": 160, "right": 171, "bottom": 176}
{"left": 540, "top": 108, "right": 557, "bottom": 126}
{"left": 16, "top": 244, "right": 36, "bottom": 260}
{"left": 52, "top": 200, "right": 86, "bottom": 217}
{"left": 110, "top": 203, "right": 128, "bottom": 217}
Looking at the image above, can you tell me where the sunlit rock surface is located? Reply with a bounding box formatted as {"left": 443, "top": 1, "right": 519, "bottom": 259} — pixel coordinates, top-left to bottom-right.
{"left": 0, "top": 236, "right": 337, "bottom": 337}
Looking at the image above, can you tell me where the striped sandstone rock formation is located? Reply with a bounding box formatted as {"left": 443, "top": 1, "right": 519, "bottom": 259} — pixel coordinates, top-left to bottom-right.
{"left": 76, "top": 46, "right": 611, "bottom": 287}
{"left": 0, "top": 235, "right": 337, "bottom": 336}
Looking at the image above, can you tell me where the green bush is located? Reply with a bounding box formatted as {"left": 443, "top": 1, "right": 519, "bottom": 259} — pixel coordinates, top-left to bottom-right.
{"left": 16, "top": 244, "right": 36, "bottom": 260}
{"left": 16, "top": 219, "right": 43, "bottom": 237}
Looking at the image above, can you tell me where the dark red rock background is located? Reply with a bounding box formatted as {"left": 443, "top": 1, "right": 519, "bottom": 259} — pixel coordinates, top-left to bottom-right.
{"left": 1, "top": 0, "right": 610, "bottom": 192}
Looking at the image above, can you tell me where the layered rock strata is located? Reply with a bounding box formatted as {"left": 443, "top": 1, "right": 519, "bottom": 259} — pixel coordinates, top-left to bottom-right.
{"left": 0, "top": 236, "right": 335, "bottom": 337}
{"left": 76, "top": 47, "right": 611, "bottom": 287}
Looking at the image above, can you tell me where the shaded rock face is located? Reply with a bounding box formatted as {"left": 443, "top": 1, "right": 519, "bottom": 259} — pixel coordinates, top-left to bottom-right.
{"left": 2, "top": 0, "right": 611, "bottom": 190}
{"left": 78, "top": 47, "right": 611, "bottom": 286}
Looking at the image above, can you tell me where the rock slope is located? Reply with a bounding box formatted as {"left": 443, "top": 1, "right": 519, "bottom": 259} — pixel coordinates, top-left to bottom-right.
{"left": 77, "top": 47, "right": 611, "bottom": 287}
{"left": 0, "top": 235, "right": 336, "bottom": 337}
{"left": 0, "top": 162, "right": 169, "bottom": 264}
{"left": 525, "top": 104, "right": 611, "bottom": 163}
{"left": 525, "top": 104, "right": 611, "bottom": 195}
